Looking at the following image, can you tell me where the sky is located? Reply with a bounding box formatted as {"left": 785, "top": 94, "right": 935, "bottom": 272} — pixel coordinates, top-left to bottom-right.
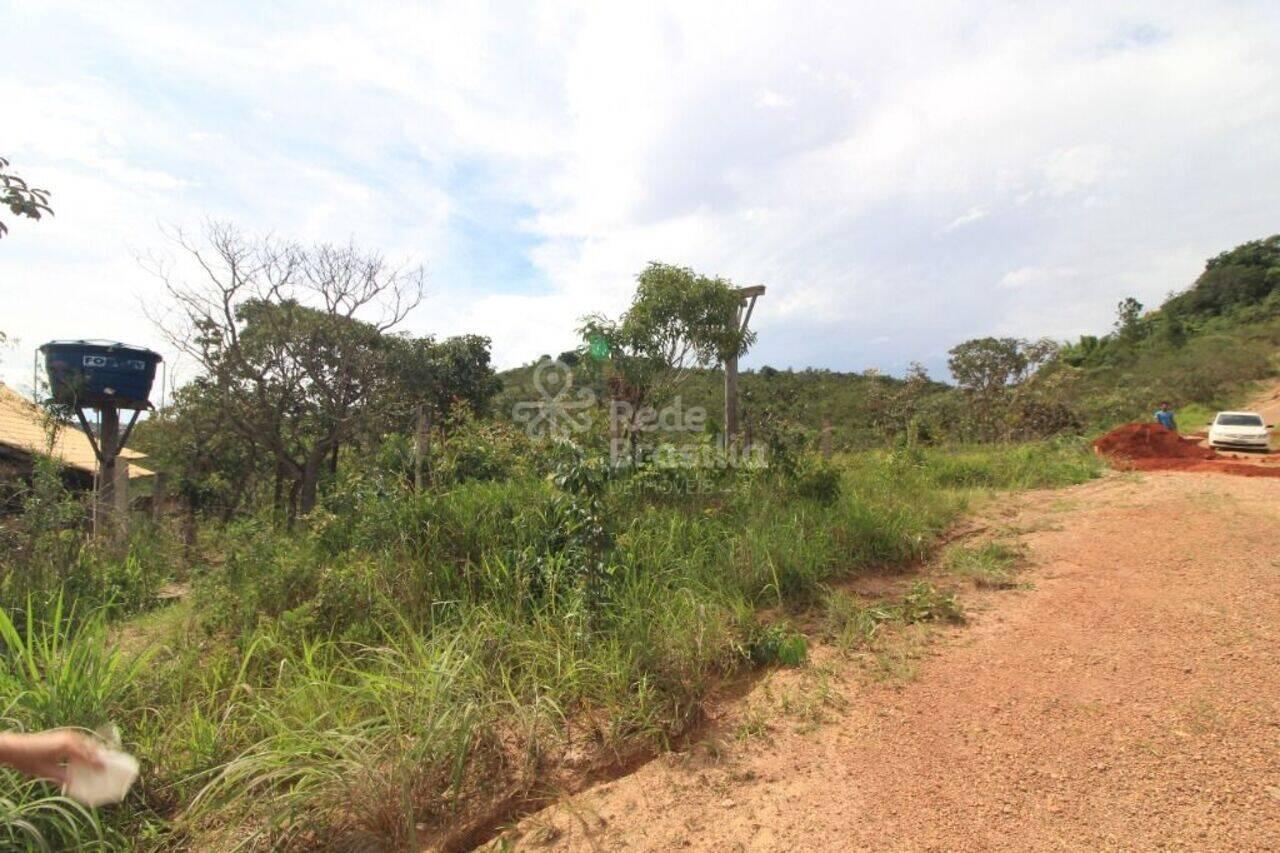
{"left": 2, "top": 0, "right": 1279, "bottom": 393}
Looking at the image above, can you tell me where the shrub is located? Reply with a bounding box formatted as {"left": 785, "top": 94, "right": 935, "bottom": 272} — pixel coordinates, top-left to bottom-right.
{"left": 793, "top": 457, "right": 842, "bottom": 504}
{"left": 748, "top": 622, "right": 808, "bottom": 667}
{"left": 899, "top": 581, "right": 964, "bottom": 624}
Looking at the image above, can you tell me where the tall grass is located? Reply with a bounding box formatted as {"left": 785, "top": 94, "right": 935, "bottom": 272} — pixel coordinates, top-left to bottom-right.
{"left": 0, "top": 438, "right": 1100, "bottom": 850}
{"left": 0, "top": 600, "right": 142, "bottom": 850}
{"left": 0, "top": 783, "right": 118, "bottom": 852}
{"left": 0, "top": 458, "right": 179, "bottom": 634}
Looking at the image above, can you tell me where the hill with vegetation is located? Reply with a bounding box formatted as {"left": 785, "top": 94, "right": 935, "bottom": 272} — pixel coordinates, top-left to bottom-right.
{"left": 497, "top": 235, "right": 1280, "bottom": 448}
{"left": 1053, "top": 234, "right": 1280, "bottom": 427}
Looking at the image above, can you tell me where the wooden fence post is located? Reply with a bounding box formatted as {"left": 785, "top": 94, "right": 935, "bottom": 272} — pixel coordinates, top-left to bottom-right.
{"left": 413, "top": 404, "right": 432, "bottom": 491}
{"left": 152, "top": 471, "right": 168, "bottom": 522}
{"left": 113, "top": 460, "right": 130, "bottom": 541}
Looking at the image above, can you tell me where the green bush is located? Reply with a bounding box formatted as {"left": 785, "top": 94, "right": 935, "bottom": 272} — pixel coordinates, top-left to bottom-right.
{"left": 899, "top": 581, "right": 964, "bottom": 624}
{"left": 793, "top": 456, "right": 842, "bottom": 504}
{"left": 748, "top": 622, "right": 808, "bottom": 667}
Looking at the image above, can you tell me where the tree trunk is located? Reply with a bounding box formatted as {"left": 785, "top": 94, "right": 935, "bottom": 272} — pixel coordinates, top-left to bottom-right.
{"left": 286, "top": 478, "right": 301, "bottom": 530}
{"left": 298, "top": 445, "right": 329, "bottom": 516}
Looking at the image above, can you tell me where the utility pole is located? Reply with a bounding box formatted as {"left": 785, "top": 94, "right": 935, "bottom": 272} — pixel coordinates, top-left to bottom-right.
{"left": 724, "top": 285, "right": 765, "bottom": 446}
{"left": 413, "top": 403, "right": 431, "bottom": 492}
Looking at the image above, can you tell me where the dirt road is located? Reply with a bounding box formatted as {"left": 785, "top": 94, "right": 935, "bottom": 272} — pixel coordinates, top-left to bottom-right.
{"left": 493, "top": 471, "right": 1280, "bottom": 851}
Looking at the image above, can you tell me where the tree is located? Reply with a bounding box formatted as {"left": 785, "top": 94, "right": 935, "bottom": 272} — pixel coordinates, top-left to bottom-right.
{"left": 947, "top": 337, "right": 1059, "bottom": 440}
{"left": 867, "top": 362, "right": 940, "bottom": 441}
{"left": 1160, "top": 313, "right": 1188, "bottom": 348}
{"left": 382, "top": 333, "right": 502, "bottom": 430}
{"left": 148, "top": 222, "right": 424, "bottom": 518}
{"left": 1114, "top": 297, "right": 1146, "bottom": 344}
{"left": 132, "top": 377, "right": 270, "bottom": 520}
{"left": 578, "top": 262, "right": 753, "bottom": 440}
{"left": 1165, "top": 235, "right": 1280, "bottom": 318}
{"left": 949, "top": 338, "right": 1026, "bottom": 395}
{"left": 1, "top": 157, "right": 53, "bottom": 238}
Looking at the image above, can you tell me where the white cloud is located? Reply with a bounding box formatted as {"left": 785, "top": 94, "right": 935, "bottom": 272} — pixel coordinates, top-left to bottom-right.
{"left": 999, "top": 266, "right": 1078, "bottom": 289}
{"left": 2, "top": 0, "right": 1279, "bottom": 388}
{"left": 1043, "top": 145, "right": 1112, "bottom": 197}
{"left": 943, "top": 206, "right": 990, "bottom": 232}
{"left": 757, "top": 89, "right": 792, "bottom": 109}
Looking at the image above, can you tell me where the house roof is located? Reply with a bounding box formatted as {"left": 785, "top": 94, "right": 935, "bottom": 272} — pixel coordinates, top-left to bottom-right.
{"left": 0, "top": 383, "right": 154, "bottom": 478}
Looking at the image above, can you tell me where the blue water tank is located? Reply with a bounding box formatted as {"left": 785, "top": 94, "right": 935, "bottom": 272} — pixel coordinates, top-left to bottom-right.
{"left": 40, "top": 340, "right": 162, "bottom": 410}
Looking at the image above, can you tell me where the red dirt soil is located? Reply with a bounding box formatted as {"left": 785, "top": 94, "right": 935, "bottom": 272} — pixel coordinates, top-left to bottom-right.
{"left": 1092, "top": 422, "right": 1216, "bottom": 460}
{"left": 1093, "top": 422, "right": 1280, "bottom": 478}
{"left": 1123, "top": 457, "right": 1280, "bottom": 476}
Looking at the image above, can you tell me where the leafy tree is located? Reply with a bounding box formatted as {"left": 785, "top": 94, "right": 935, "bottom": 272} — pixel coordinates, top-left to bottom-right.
{"left": 947, "top": 337, "right": 1059, "bottom": 440}
{"left": 148, "top": 223, "right": 423, "bottom": 518}
{"left": 949, "top": 338, "right": 1025, "bottom": 395}
{"left": 578, "top": 262, "right": 753, "bottom": 440}
{"left": 1114, "top": 297, "right": 1146, "bottom": 343}
{"left": 132, "top": 378, "right": 269, "bottom": 520}
{"left": 1, "top": 156, "right": 53, "bottom": 238}
{"left": 866, "top": 362, "right": 943, "bottom": 441}
{"left": 1159, "top": 313, "right": 1187, "bottom": 348}
{"left": 383, "top": 333, "right": 502, "bottom": 430}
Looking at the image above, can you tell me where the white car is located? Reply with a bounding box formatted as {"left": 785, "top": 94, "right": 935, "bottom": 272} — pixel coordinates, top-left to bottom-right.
{"left": 1207, "top": 411, "right": 1273, "bottom": 451}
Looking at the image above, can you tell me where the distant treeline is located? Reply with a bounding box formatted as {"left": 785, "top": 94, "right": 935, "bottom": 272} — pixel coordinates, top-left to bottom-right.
{"left": 499, "top": 234, "right": 1280, "bottom": 447}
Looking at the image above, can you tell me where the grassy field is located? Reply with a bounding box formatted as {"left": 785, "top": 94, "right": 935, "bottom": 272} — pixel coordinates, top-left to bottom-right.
{"left": 0, "top": 437, "right": 1100, "bottom": 850}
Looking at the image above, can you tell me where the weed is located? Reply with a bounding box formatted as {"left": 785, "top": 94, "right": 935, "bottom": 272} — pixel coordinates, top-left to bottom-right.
{"left": 868, "top": 625, "right": 931, "bottom": 683}
{"left": 748, "top": 623, "right": 808, "bottom": 667}
{"left": 870, "top": 644, "right": 919, "bottom": 683}
{"left": 775, "top": 668, "right": 846, "bottom": 733}
{"left": 734, "top": 704, "right": 771, "bottom": 742}
{"left": 944, "top": 541, "right": 1024, "bottom": 589}
{"left": 821, "top": 589, "right": 895, "bottom": 651}
{"left": 899, "top": 582, "right": 964, "bottom": 624}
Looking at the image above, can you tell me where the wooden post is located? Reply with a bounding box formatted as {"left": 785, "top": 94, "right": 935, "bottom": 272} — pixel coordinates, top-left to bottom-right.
{"left": 724, "top": 345, "right": 740, "bottom": 445}
{"left": 820, "top": 419, "right": 833, "bottom": 460}
{"left": 413, "top": 404, "right": 430, "bottom": 492}
{"left": 113, "top": 460, "right": 130, "bottom": 540}
{"left": 152, "top": 472, "right": 168, "bottom": 522}
{"left": 98, "top": 405, "right": 119, "bottom": 532}
{"left": 724, "top": 285, "right": 766, "bottom": 447}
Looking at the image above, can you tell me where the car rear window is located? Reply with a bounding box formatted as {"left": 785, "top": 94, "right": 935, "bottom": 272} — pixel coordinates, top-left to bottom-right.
{"left": 1216, "top": 414, "right": 1264, "bottom": 426}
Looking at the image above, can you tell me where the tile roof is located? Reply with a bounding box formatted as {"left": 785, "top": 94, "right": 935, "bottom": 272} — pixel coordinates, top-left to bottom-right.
{"left": 0, "top": 383, "right": 153, "bottom": 478}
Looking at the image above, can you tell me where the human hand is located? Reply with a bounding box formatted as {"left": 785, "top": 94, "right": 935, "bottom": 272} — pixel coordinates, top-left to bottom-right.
{"left": 0, "top": 730, "right": 105, "bottom": 785}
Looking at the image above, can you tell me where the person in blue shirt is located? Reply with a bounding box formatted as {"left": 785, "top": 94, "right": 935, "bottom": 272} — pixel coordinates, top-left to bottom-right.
{"left": 1154, "top": 401, "right": 1177, "bottom": 431}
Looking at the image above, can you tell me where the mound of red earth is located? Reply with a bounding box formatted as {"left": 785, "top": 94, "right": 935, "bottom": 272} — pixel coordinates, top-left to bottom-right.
{"left": 1093, "top": 423, "right": 1217, "bottom": 460}
{"left": 1093, "top": 423, "right": 1280, "bottom": 478}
